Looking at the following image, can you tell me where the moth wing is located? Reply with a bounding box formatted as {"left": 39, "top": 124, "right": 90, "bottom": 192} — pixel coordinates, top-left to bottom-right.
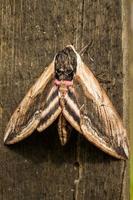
{"left": 4, "top": 62, "right": 61, "bottom": 144}
{"left": 62, "top": 87, "right": 81, "bottom": 134}
{"left": 73, "top": 60, "right": 129, "bottom": 159}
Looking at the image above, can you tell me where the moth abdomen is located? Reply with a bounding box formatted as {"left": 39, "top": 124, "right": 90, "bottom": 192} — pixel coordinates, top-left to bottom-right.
{"left": 58, "top": 114, "right": 71, "bottom": 145}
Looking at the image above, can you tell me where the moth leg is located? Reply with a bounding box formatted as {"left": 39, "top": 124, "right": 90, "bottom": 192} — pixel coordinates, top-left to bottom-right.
{"left": 58, "top": 114, "right": 72, "bottom": 145}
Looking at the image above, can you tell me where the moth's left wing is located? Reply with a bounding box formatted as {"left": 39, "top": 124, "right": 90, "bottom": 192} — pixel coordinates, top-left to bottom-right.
{"left": 72, "top": 59, "right": 129, "bottom": 160}
{"left": 4, "top": 62, "right": 61, "bottom": 144}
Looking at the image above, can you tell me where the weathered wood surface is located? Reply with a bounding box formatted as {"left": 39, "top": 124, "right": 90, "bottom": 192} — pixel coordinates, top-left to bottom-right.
{"left": 0, "top": 0, "right": 129, "bottom": 199}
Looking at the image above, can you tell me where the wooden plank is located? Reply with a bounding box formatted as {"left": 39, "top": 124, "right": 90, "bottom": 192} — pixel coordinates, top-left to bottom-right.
{"left": 0, "top": 0, "right": 129, "bottom": 199}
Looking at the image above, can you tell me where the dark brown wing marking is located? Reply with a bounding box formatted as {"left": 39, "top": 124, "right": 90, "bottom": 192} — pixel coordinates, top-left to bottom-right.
{"left": 37, "top": 86, "right": 61, "bottom": 132}
{"left": 4, "top": 62, "right": 61, "bottom": 144}
{"left": 62, "top": 87, "right": 81, "bottom": 133}
{"left": 74, "top": 59, "right": 129, "bottom": 159}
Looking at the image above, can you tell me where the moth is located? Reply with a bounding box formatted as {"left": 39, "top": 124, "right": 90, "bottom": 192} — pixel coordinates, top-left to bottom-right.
{"left": 4, "top": 45, "right": 129, "bottom": 160}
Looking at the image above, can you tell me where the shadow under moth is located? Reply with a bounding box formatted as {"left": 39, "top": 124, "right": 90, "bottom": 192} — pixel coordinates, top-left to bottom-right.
{"left": 4, "top": 45, "right": 129, "bottom": 160}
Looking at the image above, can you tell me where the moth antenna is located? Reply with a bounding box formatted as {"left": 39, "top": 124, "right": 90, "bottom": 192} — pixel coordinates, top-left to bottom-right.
{"left": 79, "top": 41, "right": 93, "bottom": 56}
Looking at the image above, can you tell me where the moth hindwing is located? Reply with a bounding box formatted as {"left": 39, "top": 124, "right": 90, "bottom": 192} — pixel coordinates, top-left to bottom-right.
{"left": 4, "top": 45, "right": 129, "bottom": 160}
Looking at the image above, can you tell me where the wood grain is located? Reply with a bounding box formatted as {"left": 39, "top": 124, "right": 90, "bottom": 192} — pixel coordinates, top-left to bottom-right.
{"left": 0, "top": 0, "right": 129, "bottom": 199}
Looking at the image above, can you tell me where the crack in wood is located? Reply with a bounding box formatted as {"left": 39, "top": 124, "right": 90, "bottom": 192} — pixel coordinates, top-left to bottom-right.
{"left": 73, "top": 1, "right": 85, "bottom": 199}
{"left": 73, "top": 136, "right": 83, "bottom": 200}
{"left": 119, "top": 161, "right": 127, "bottom": 200}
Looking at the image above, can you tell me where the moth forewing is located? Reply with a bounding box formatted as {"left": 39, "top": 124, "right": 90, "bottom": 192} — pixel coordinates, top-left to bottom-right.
{"left": 4, "top": 62, "right": 56, "bottom": 144}
{"left": 74, "top": 57, "right": 129, "bottom": 159}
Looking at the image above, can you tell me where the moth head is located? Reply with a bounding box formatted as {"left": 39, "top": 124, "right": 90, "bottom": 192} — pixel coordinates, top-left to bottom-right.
{"left": 55, "top": 46, "right": 77, "bottom": 81}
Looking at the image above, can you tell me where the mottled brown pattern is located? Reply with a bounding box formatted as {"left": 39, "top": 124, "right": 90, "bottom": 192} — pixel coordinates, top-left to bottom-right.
{"left": 1, "top": 0, "right": 129, "bottom": 199}
{"left": 4, "top": 45, "right": 129, "bottom": 195}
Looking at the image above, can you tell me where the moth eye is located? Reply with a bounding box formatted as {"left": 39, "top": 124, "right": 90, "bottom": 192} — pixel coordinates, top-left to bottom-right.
{"left": 56, "top": 69, "right": 63, "bottom": 74}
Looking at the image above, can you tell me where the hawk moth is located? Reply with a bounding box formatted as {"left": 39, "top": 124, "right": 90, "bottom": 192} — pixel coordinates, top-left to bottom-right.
{"left": 4, "top": 45, "right": 129, "bottom": 159}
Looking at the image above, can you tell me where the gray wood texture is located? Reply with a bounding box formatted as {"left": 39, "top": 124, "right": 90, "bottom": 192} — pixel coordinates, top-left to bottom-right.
{"left": 0, "top": 0, "right": 129, "bottom": 199}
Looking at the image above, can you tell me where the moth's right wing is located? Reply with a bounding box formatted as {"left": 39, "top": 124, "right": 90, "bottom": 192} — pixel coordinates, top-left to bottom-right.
{"left": 4, "top": 62, "right": 61, "bottom": 144}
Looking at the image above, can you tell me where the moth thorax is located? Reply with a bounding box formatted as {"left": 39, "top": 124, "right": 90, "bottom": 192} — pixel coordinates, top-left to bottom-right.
{"left": 58, "top": 84, "right": 67, "bottom": 108}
